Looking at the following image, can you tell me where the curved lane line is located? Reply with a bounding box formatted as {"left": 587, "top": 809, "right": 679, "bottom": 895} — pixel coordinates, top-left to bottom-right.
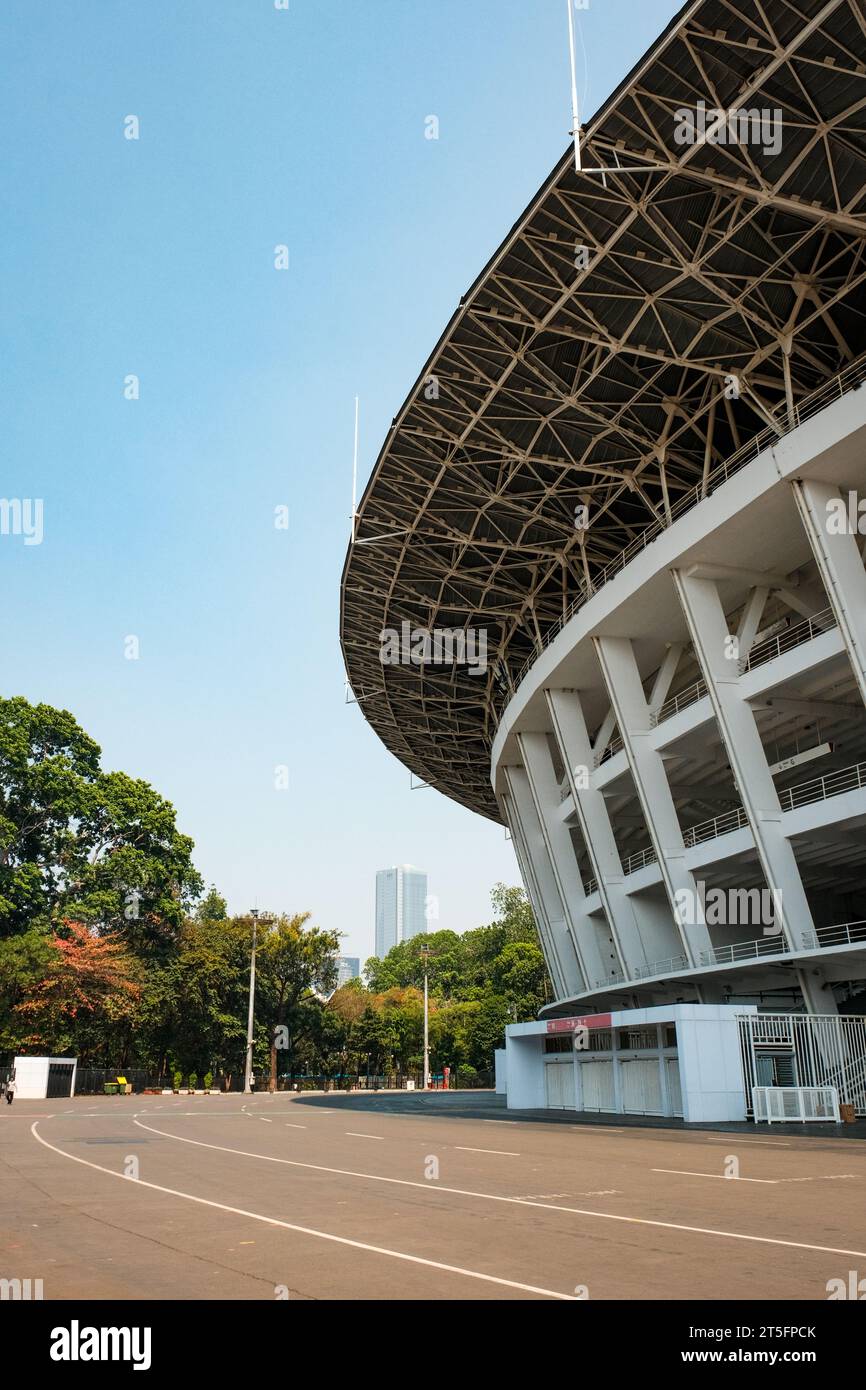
{"left": 29, "top": 1121, "right": 573, "bottom": 1301}
{"left": 133, "top": 1115, "right": 866, "bottom": 1261}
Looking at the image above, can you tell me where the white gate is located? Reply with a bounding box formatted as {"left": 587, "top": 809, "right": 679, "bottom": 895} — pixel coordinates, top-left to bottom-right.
{"left": 666, "top": 1058, "right": 683, "bottom": 1117}
{"left": 580, "top": 1059, "right": 615, "bottom": 1112}
{"left": 544, "top": 1060, "right": 574, "bottom": 1109}
{"left": 738, "top": 1013, "right": 866, "bottom": 1116}
{"left": 620, "top": 1058, "right": 663, "bottom": 1115}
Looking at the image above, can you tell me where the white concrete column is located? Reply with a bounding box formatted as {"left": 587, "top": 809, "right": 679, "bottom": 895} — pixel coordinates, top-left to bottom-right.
{"left": 502, "top": 768, "right": 583, "bottom": 999}
{"left": 517, "top": 730, "right": 605, "bottom": 990}
{"left": 591, "top": 637, "right": 714, "bottom": 966}
{"left": 544, "top": 687, "right": 642, "bottom": 980}
{"left": 671, "top": 570, "right": 827, "bottom": 1014}
{"left": 792, "top": 478, "right": 866, "bottom": 710}
{"left": 500, "top": 788, "right": 564, "bottom": 999}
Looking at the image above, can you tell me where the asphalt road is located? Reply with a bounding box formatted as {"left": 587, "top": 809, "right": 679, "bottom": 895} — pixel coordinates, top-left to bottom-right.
{"left": 2, "top": 1091, "right": 864, "bottom": 1301}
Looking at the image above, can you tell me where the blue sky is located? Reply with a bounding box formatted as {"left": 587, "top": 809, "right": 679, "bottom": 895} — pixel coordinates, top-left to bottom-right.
{"left": 1, "top": 0, "right": 682, "bottom": 962}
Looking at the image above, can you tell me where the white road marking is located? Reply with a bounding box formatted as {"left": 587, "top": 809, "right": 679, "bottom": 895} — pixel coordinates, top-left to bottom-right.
{"left": 128, "top": 1117, "right": 866, "bottom": 1260}
{"left": 260, "top": 1119, "right": 272, "bottom": 1124}
{"left": 346, "top": 1132, "right": 383, "bottom": 1141}
{"left": 28, "top": 1122, "right": 573, "bottom": 1301}
{"left": 703, "top": 1136, "right": 791, "bottom": 1147}
{"left": 652, "top": 1168, "right": 777, "bottom": 1183}
{"left": 285, "top": 1124, "right": 307, "bottom": 1130}
{"left": 455, "top": 1146, "right": 520, "bottom": 1156}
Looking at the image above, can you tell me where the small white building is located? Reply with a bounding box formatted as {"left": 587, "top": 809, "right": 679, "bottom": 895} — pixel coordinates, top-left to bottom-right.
{"left": 12, "top": 1056, "right": 77, "bottom": 1100}
{"left": 505, "top": 1004, "right": 754, "bottom": 1123}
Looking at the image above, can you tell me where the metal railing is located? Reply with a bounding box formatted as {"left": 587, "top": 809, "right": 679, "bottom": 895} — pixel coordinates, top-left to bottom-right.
{"left": 585, "top": 874, "right": 598, "bottom": 896}
{"left": 595, "top": 733, "right": 624, "bottom": 767}
{"left": 623, "top": 845, "right": 658, "bottom": 875}
{"left": 500, "top": 355, "right": 866, "bottom": 711}
{"left": 802, "top": 921, "right": 866, "bottom": 950}
{"left": 740, "top": 607, "right": 837, "bottom": 674}
{"left": 593, "top": 971, "right": 625, "bottom": 989}
{"left": 682, "top": 806, "right": 749, "bottom": 848}
{"left": 633, "top": 953, "right": 689, "bottom": 980}
{"left": 778, "top": 759, "right": 866, "bottom": 812}
{"left": 652, "top": 678, "right": 708, "bottom": 727}
{"left": 699, "top": 936, "right": 789, "bottom": 967}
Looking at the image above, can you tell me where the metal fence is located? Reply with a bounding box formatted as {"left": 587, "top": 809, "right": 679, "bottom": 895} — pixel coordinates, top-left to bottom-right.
{"left": 66, "top": 1068, "right": 495, "bottom": 1095}
{"left": 738, "top": 1013, "right": 866, "bottom": 1117}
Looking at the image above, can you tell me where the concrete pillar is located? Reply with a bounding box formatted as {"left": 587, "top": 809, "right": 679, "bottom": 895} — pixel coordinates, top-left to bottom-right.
{"left": 500, "top": 788, "right": 565, "bottom": 999}
{"left": 671, "top": 571, "right": 832, "bottom": 1018}
{"left": 502, "top": 767, "right": 582, "bottom": 999}
{"left": 591, "top": 637, "right": 714, "bottom": 966}
{"left": 544, "top": 687, "right": 642, "bottom": 980}
{"left": 517, "top": 731, "right": 605, "bottom": 990}
{"left": 792, "top": 478, "right": 866, "bottom": 710}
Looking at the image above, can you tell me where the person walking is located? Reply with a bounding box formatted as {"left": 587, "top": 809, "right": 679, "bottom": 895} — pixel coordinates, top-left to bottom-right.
{"left": 5, "top": 1074, "right": 16, "bottom": 1106}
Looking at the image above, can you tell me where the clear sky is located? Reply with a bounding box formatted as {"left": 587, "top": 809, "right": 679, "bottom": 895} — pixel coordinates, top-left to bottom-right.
{"left": 1, "top": 0, "right": 682, "bottom": 963}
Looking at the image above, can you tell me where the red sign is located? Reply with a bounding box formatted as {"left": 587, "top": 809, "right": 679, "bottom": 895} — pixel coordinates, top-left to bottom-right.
{"left": 546, "top": 1013, "right": 612, "bottom": 1034}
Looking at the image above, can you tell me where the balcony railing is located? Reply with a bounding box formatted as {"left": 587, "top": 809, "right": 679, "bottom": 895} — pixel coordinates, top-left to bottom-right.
{"left": 633, "top": 953, "right": 689, "bottom": 980}
{"left": 682, "top": 806, "right": 749, "bottom": 848}
{"left": 499, "top": 355, "right": 866, "bottom": 712}
{"left": 802, "top": 921, "right": 866, "bottom": 950}
{"left": 778, "top": 759, "right": 866, "bottom": 812}
{"left": 623, "top": 845, "right": 658, "bottom": 875}
{"left": 699, "top": 936, "right": 789, "bottom": 967}
{"left": 595, "top": 733, "right": 624, "bottom": 767}
{"left": 740, "top": 607, "right": 837, "bottom": 674}
{"left": 652, "top": 678, "right": 708, "bottom": 728}
{"left": 584, "top": 875, "right": 598, "bottom": 896}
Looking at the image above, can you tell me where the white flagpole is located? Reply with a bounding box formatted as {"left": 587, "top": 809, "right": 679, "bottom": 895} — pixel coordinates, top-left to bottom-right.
{"left": 351, "top": 395, "right": 359, "bottom": 543}
{"left": 567, "top": 0, "right": 581, "bottom": 173}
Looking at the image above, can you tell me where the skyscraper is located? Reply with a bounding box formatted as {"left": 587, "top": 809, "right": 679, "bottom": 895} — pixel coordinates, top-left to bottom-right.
{"left": 375, "top": 865, "right": 427, "bottom": 959}
{"left": 336, "top": 956, "right": 360, "bottom": 987}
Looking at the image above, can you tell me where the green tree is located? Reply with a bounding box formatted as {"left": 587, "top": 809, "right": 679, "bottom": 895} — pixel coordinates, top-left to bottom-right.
{"left": 256, "top": 913, "right": 340, "bottom": 1091}
{"left": 0, "top": 696, "right": 203, "bottom": 953}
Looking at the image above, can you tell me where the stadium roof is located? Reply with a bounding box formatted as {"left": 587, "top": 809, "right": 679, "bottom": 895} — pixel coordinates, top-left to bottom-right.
{"left": 340, "top": 0, "right": 866, "bottom": 822}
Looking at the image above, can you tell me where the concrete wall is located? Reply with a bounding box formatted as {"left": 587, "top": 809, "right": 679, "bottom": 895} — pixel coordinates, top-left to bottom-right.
{"left": 494, "top": 1049, "right": 507, "bottom": 1094}
{"left": 13, "top": 1056, "right": 77, "bottom": 1100}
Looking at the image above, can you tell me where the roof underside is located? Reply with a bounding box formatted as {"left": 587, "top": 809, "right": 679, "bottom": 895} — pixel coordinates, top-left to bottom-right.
{"left": 341, "top": 0, "right": 866, "bottom": 822}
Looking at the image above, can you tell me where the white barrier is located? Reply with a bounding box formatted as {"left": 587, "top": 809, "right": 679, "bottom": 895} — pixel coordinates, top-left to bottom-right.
{"left": 752, "top": 1085, "right": 840, "bottom": 1124}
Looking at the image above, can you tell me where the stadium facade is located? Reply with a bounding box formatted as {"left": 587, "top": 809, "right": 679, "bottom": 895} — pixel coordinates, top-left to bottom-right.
{"left": 341, "top": 0, "right": 866, "bottom": 1114}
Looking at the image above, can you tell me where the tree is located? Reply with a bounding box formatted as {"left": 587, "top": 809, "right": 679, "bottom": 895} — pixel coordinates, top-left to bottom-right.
{"left": 13, "top": 920, "right": 141, "bottom": 1062}
{"left": 0, "top": 696, "right": 203, "bottom": 953}
{"left": 195, "top": 887, "right": 228, "bottom": 923}
{"left": 256, "top": 913, "right": 340, "bottom": 1091}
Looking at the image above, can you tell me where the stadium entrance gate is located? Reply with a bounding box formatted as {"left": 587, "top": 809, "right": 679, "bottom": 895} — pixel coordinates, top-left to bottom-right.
{"left": 737, "top": 1013, "right": 866, "bottom": 1116}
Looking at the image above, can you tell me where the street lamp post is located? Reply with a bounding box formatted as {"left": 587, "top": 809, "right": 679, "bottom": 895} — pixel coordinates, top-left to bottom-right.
{"left": 421, "top": 947, "right": 431, "bottom": 1090}
{"left": 243, "top": 909, "right": 259, "bottom": 1094}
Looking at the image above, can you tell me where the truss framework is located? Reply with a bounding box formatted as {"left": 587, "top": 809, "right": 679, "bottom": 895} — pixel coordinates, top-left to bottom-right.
{"left": 340, "top": 0, "right": 866, "bottom": 822}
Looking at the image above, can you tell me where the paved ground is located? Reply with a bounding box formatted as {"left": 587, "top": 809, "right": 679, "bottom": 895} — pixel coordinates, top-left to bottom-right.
{"left": 2, "top": 1091, "right": 865, "bottom": 1301}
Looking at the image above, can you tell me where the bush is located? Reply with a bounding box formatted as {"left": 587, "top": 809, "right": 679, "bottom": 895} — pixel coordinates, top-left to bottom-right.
{"left": 188, "top": 1072, "right": 198, "bottom": 1092}
{"left": 172, "top": 1070, "right": 182, "bottom": 1093}
{"left": 203, "top": 1072, "right": 213, "bottom": 1093}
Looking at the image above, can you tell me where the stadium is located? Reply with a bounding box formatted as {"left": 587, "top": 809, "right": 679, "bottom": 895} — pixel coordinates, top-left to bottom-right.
{"left": 341, "top": 0, "right": 866, "bottom": 1118}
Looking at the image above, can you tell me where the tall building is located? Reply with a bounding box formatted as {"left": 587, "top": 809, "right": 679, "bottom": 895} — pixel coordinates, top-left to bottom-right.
{"left": 343, "top": 0, "right": 866, "bottom": 1118}
{"left": 336, "top": 956, "right": 360, "bottom": 987}
{"left": 375, "top": 866, "right": 427, "bottom": 958}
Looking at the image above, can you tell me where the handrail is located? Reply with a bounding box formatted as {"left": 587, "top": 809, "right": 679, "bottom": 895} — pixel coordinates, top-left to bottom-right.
{"left": 778, "top": 759, "right": 866, "bottom": 812}
{"left": 652, "top": 678, "right": 708, "bottom": 727}
{"left": 498, "top": 355, "right": 866, "bottom": 712}
{"left": 802, "top": 921, "right": 866, "bottom": 950}
{"left": 740, "top": 607, "right": 837, "bottom": 674}
{"left": 633, "top": 953, "right": 689, "bottom": 980}
{"left": 623, "top": 846, "right": 658, "bottom": 875}
{"left": 682, "top": 806, "right": 749, "bottom": 848}
{"left": 699, "top": 937, "right": 790, "bottom": 967}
